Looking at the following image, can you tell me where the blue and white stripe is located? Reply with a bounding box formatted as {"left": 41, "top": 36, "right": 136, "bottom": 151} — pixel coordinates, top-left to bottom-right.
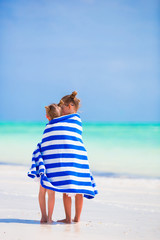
{"left": 28, "top": 113, "right": 98, "bottom": 199}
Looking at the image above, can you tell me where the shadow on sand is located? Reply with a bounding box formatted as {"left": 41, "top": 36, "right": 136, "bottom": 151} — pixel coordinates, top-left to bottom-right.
{"left": 0, "top": 218, "right": 61, "bottom": 225}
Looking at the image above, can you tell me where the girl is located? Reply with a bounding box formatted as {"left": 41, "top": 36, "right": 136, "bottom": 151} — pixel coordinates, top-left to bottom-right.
{"left": 28, "top": 103, "right": 61, "bottom": 223}
{"left": 57, "top": 91, "right": 98, "bottom": 223}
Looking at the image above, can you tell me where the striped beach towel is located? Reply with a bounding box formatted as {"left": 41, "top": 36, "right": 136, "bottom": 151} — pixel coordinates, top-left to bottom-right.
{"left": 28, "top": 113, "right": 98, "bottom": 199}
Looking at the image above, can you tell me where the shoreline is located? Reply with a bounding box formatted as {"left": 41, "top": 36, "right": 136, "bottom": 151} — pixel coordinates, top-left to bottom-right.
{"left": 0, "top": 162, "right": 159, "bottom": 180}
{"left": 0, "top": 165, "right": 160, "bottom": 240}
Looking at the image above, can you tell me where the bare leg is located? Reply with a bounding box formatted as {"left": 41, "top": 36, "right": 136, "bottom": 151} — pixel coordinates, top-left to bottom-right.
{"left": 74, "top": 194, "right": 83, "bottom": 222}
{"left": 58, "top": 193, "right": 72, "bottom": 223}
{"left": 38, "top": 185, "right": 47, "bottom": 223}
{"left": 47, "top": 190, "right": 55, "bottom": 223}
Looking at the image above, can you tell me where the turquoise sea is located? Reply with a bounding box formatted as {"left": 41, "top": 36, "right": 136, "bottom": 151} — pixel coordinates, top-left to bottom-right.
{"left": 0, "top": 122, "right": 160, "bottom": 178}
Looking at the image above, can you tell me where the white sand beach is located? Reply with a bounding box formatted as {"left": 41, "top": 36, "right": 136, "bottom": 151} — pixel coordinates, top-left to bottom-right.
{"left": 0, "top": 165, "right": 160, "bottom": 240}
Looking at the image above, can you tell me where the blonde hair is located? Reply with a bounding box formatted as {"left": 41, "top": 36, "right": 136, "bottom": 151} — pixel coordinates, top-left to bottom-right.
{"left": 45, "top": 104, "right": 61, "bottom": 120}
{"left": 58, "top": 91, "right": 80, "bottom": 111}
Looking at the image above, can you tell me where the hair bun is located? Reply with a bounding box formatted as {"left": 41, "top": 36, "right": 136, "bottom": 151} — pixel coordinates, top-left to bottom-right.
{"left": 70, "top": 91, "right": 77, "bottom": 99}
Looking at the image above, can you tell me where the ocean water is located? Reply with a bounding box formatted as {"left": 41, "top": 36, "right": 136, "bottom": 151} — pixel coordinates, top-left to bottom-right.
{"left": 0, "top": 122, "right": 160, "bottom": 178}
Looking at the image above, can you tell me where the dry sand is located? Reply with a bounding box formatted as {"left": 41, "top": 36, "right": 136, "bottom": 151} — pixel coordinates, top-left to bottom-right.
{"left": 0, "top": 165, "right": 160, "bottom": 240}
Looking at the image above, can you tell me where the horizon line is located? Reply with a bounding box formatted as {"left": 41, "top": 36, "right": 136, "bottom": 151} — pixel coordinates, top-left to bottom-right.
{"left": 0, "top": 121, "right": 160, "bottom": 125}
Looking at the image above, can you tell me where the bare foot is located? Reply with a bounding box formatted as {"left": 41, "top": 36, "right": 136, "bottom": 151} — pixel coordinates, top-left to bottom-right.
{"left": 73, "top": 217, "right": 80, "bottom": 223}
{"left": 40, "top": 217, "right": 48, "bottom": 224}
{"left": 47, "top": 219, "right": 54, "bottom": 224}
{"left": 57, "top": 219, "right": 72, "bottom": 224}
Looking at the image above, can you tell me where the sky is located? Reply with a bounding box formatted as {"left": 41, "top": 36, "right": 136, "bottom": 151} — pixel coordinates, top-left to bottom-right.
{"left": 0, "top": 0, "right": 159, "bottom": 122}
